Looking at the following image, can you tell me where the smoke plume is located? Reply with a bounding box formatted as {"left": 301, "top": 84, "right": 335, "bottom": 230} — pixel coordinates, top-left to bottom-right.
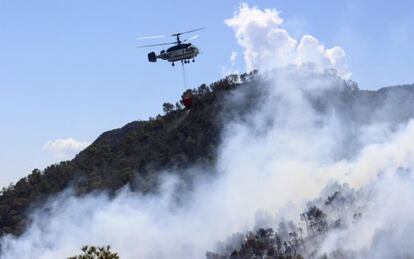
{"left": 225, "top": 3, "right": 351, "bottom": 79}
{"left": 1, "top": 3, "right": 413, "bottom": 259}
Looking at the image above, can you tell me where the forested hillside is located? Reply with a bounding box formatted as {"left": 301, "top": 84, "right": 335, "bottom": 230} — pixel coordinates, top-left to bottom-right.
{"left": 0, "top": 70, "right": 413, "bottom": 243}
{"left": 0, "top": 72, "right": 259, "bottom": 236}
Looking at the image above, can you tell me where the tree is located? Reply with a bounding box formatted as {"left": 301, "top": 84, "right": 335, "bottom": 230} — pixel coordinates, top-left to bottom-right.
{"left": 196, "top": 83, "right": 211, "bottom": 96}
{"left": 300, "top": 206, "right": 327, "bottom": 236}
{"left": 68, "top": 245, "right": 119, "bottom": 259}
{"left": 162, "top": 102, "right": 174, "bottom": 114}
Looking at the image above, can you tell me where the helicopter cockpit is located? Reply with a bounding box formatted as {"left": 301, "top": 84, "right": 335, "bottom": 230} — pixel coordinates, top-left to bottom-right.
{"left": 167, "top": 43, "right": 191, "bottom": 52}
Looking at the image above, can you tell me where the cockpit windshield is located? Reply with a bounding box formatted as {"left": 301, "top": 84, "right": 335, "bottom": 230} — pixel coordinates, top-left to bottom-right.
{"left": 167, "top": 43, "right": 191, "bottom": 52}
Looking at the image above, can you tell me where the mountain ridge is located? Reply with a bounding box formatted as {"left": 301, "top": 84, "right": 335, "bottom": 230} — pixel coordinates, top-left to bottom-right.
{"left": 0, "top": 72, "right": 413, "bottom": 240}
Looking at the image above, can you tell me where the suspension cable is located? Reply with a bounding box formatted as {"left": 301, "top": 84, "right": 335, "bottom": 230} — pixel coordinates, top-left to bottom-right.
{"left": 181, "top": 61, "right": 188, "bottom": 90}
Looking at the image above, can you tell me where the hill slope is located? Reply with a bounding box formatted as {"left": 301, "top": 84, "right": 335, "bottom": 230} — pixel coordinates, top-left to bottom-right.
{"left": 0, "top": 72, "right": 413, "bottom": 239}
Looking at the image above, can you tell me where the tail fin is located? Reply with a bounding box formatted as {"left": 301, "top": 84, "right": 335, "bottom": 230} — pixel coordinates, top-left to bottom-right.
{"left": 148, "top": 52, "right": 157, "bottom": 62}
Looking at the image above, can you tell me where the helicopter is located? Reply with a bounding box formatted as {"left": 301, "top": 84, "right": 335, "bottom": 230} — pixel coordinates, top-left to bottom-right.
{"left": 137, "top": 28, "right": 204, "bottom": 66}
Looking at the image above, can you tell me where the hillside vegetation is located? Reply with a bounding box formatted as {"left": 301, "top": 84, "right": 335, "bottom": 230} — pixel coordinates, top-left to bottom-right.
{"left": 0, "top": 72, "right": 258, "bottom": 236}
{"left": 0, "top": 71, "right": 413, "bottom": 241}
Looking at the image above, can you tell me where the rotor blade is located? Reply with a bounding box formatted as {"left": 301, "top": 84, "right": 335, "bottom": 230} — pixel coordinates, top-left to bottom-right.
{"left": 183, "top": 35, "right": 200, "bottom": 42}
{"left": 137, "top": 35, "right": 167, "bottom": 40}
{"left": 136, "top": 42, "right": 176, "bottom": 48}
{"left": 173, "top": 27, "right": 205, "bottom": 36}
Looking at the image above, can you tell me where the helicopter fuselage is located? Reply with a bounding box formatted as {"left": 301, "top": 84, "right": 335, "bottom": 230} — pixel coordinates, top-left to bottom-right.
{"left": 148, "top": 43, "right": 199, "bottom": 64}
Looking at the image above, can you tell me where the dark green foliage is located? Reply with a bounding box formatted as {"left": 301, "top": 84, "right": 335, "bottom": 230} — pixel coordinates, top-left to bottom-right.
{"left": 162, "top": 102, "right": 175, "bottom": 114}
{"left": 0, "top": 73, "right": 255, "bottom": 237}
{"left": 0, "top": 163, "right": 76, "bottom": 235}
{"left": 206, "top": 228, "right": 304, "bottom": 259}
{"left": 68, "top": 245, "right": 119, "bottom": 259}
{"left": 300, "top": 206, "right": 328, "bottom": 236}
{"left": 0, "top": 72, "right": 413, "bottom": 239}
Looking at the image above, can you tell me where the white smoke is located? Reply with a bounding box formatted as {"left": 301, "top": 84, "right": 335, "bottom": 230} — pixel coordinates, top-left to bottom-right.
{"left": 319, "top": 169, "right": 414, "bottom": 258}
{"left": 225, "top": 3, "right": 351, "bottom": 79}
{"left": 221, "top": 51, "right": 240, "bottom": 76}
{"left": 1, "top": 3, "right": 413, "bottom": 259}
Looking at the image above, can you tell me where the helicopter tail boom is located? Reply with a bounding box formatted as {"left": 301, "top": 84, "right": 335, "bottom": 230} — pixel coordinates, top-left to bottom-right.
{"left": 148, "top": 52, "right": 157, "bottom": 62}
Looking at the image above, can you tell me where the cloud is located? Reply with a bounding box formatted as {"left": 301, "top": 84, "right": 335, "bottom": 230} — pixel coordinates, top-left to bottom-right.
{"left": 225, "top": 3, "right": 351, "bottom": 79}
{"left": 43, "top": 138, "right": 89, "bottom": 158}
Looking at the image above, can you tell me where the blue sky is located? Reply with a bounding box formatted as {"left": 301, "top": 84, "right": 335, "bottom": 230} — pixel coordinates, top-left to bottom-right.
{"left": 0, "top": 0, "right": 413, "bottom": 187}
